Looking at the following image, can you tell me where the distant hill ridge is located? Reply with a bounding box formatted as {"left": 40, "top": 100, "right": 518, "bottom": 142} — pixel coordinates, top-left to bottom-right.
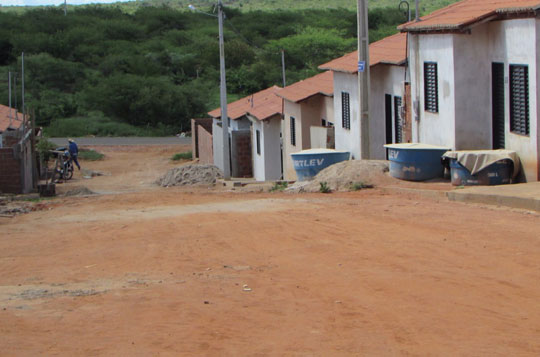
{"left": 1, "top": 0, "right": 460, "bottom": 15}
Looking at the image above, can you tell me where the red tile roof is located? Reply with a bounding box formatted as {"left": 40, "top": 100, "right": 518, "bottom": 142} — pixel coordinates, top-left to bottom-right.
{"left": 277, "top": 71, "right": 333, "bottom": 103}
{"left": 399, "top": 0, "right": 540, "bottom": 33}
{"left": 208, "top": 85, "right": 282, "bottom": 121}
{"left": 318, "top": 33, "right": 407, "bottom": 74}
{"left": 0, "top": 104, "right": 23, "bottom": 133}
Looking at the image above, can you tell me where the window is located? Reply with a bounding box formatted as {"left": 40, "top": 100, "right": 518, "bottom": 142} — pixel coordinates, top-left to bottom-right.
{"left": 256, "top": 130, "right": 261, "bottom": 155}
{"left": 510, "top": 64, "right": 529, "bottom": 136}
{"left": 424, "top": 62, "right": 438, "bottom": 113}
{"left": 342, "top": 92, "right": 350, "bottom": 129}
{"left": 290, "top": 117, "right": 296, "bottom": 146}
{"left": 321, "top": 119, "right": 327, "bottom": 127}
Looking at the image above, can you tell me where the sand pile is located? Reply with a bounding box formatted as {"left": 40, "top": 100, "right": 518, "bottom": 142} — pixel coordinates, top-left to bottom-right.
{"left": 289, "top": 160, "right": 395, "bottom": 193}
{"left": 157, "top": 164, "right": 223, "bottom": 187}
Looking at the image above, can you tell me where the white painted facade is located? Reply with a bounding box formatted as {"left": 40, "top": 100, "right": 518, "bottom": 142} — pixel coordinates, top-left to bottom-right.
{"left": 333, "top": 65, "right": 406, "bottom": 160}
{"left": 409, "top": 18, "right": 540, "bottom": 181}
{"left": 282, "top": 95, "right": 334, "bottom": 180}
{"left": 249, "top": 115, "right": 282, "bottom": 181}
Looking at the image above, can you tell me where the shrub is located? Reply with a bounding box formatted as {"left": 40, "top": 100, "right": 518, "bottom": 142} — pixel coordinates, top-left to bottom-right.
{"left": 319, "top": 181, "right": 331, "bottom": 193}
{"left": 350, "top": 181, "right": 374, "bottom": 191}
{"left": 270, "top": 181, "right": 288, "bottom": 192}
{"left": 36, "top": 137, "right": 57, "bottom": 162}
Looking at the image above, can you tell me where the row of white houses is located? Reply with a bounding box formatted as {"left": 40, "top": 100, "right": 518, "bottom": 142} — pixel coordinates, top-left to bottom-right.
{"left": 209, "top": 0, "right": 540, "bottom": 183}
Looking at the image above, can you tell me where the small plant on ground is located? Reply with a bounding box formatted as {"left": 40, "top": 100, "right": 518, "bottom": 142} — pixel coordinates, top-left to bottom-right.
{"left": 172, "top": 151, "right": 192, "bottom": 161}
{"left": 79, "top": 148, "right": 105, "bottom": 161}
{"left": 350, "top": 181, "right": 374, "bottom": 191}
{"left": 270, "top": 181, "right": 288, "bottom": 192}
{"left": 319, "top": 181, "right": 331, "bottom": 193}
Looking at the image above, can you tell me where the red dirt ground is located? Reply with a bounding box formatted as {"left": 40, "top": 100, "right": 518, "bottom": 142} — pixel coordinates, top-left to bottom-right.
{"left": 1, "top": 145, "right": 540, "bottom": 355}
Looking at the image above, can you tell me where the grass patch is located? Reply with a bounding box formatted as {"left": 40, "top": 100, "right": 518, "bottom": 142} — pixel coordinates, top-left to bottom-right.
{"left": 350, "top": 181, "right": 374, "bottom": 191}
{"left": 79, "top": 148, "right": 105, "bottom": 161}
{"left": 270, "top": 181, "right": 288, "bottom": 192}
{"left": 171, "top": 151, "right": 193, "bottom": 161}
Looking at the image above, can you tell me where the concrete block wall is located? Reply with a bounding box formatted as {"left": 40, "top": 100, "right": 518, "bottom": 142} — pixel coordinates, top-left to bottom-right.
{"left": 197, "top": 125, "right": 214, "bottom": 165}
{"left": 0, "top": 148, "right": 22, "bottom": 194}
{"left": 232, "top": 130, "right": 252, "bottom": 178}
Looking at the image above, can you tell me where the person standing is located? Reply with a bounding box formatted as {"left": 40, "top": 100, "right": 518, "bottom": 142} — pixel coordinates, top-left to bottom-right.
{"left": 68, "top": 139, "right": 81, "bottom": 170}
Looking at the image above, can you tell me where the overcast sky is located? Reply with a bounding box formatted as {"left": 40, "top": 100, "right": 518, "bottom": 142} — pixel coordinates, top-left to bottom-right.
{"left": 2, "top": 0, "right": 136, "bottom": 5}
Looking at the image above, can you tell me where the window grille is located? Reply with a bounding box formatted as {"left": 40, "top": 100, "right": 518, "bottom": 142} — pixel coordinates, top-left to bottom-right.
{"left": 342, "top": 92, "right": 350, "bottom": 129}
{"left": 510, "top": 64, "right": 529, "bottom": 136}
{"left": 290, "top": 117, "right": 296, "bottom": 146}
{"left": 424, "top": 62, "right": 438, "bottom": 113}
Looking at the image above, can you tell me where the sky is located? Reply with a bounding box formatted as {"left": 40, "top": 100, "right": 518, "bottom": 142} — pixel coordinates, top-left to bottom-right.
{"left": 1, "top": 0, "right": 136, "bottom": 5}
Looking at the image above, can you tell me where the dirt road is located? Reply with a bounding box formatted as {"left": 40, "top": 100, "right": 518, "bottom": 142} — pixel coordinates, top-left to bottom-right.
{"left": 1, "top": 145, "right": 540, "bottom": 355}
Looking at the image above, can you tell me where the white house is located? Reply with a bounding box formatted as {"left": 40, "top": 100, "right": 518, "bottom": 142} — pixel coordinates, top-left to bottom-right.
{"left": 246, "top": 86, "right": 283, "bottom": 181}
{"left": 398, "top": 0, "right": 540, "bottom": 181}
{"left": 208, "top": 86, "right": 282, "bottom": 180}
{"left": 319, "top": 32, "right": 408, "bottom": 160}
{"left": 277, "top": 71, "right": 334, "bottom": 180}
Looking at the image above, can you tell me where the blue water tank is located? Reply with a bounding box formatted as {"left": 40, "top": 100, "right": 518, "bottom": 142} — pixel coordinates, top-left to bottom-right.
{"left": 384, "top": 143, "right": 450, "bottom": 181}
{"left": 449, "top": 159, "right": 513, "bottom": 186}
{"left": 291, "top": 149, "right": 350, "bottom": 181}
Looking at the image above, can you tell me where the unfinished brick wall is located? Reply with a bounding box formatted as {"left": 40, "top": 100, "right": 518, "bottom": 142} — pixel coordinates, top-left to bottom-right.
{"left": 231, "top": 130, "right": 252, "bottom": 178}
{"left": 191, "top": 118, "right": 213, "bottom": 158}
{"left": 197, "top": 125, "right": 213, "bottom": 165}
{"left": 0, "top": 148, "right": 22, "bottom": 194}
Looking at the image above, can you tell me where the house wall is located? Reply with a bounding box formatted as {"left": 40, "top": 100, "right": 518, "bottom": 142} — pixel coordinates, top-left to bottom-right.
{"left": 369, "top": 65, "right": 406, "bottom": 158}
{"left": 487, "top": 18, "right": 538, "bottom": 181}
{"left": 197, "top": 125, "right": 213, "bottom": 165}
{"left": 282, "top": 95, "right": 333, "bottom": 180}
{"left": 409, "top": 33, "right": 456, "bottom": 148}
{"left": 334, "top": 72, "right": 361, "bottom": 159}
{"left": 333, "top": 66, "right": 405, "bottom": 160}
{"left": 212, "top": 119, "right": 224, "bottom": 172}
{"left": 251, "top": 116, "right": 282, "bottom": 181}
{"left": 410, "top": 18, "right": 539, "bottom": 181}
{"left": 0, "top": 148, "right": 22, "bottom": 194}
{"left": 212, "top": 116, "right": 253, "bottom": 176}
{"left": 191, "top": 118, "right": 213, "bottom": 159}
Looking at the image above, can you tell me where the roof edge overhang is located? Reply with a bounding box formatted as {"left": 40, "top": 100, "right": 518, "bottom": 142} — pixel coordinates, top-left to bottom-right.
{"left": 318, "top": 60, "right": 407, "bottom": 74}
{"left": 278, "top": 91, "right": 333, "bottom": 104}
{"left": 399, "top": 7, "right": 540, "bottom": 34}
{"left": 246, "top": 111, "right": 282, "bottom": 122}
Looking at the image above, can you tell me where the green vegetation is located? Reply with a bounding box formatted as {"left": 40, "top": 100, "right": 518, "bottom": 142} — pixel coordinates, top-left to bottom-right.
{"left": 270, "top": 181, "right": 288, "bottom": 192}
{"left": 319, "top": 181, "right": 331, "bottom": 194}
{"left": 78, "top": 148, "right": 105, "bottom": 161}
{"left": 0, "top": 3, "right": 432, "bottom": 136}
{"left": 171, "top": 151, "right": 193, "bottom": 161}
{"left": 36, "top": 137, "right": 57, "bottom": 162}
{"left": 350, "top": 181, "right": 374, "bottom": 191}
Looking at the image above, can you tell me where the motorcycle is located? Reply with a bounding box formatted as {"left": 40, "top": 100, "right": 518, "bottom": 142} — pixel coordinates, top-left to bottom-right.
{"left": 53, "top": 147, "right": 74, "bottom": 181}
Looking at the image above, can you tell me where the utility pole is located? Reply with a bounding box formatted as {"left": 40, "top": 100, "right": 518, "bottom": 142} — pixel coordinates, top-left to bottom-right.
{"left": 218, "top": 0, "right": 230, "bottom": 178}
{"left": 357, "top": 0, "right": 370, "bottom": 159}
{"left": 64, "top": 0, "right": 67, "bottom": 16}
{"left": 281, "top": 50, "right": 286, "bottom": 87}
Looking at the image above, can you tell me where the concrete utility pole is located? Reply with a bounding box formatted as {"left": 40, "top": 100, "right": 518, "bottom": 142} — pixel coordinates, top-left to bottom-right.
{"left": 357, "top": 0, "right": 370, "bottom": 159}
{"left": 281, "top": 50, "right": 286, "bottom": 87}
{"left": 218, "top": 0, "right": 230, "bottom": 178}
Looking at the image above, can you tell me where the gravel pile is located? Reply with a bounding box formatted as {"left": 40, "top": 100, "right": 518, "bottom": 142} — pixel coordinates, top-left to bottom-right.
{"left": 288, "top": 160, "right": 395, "bottom": 193}
{"left": 157, "top": 164, "right": 223, "bottom": 187}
